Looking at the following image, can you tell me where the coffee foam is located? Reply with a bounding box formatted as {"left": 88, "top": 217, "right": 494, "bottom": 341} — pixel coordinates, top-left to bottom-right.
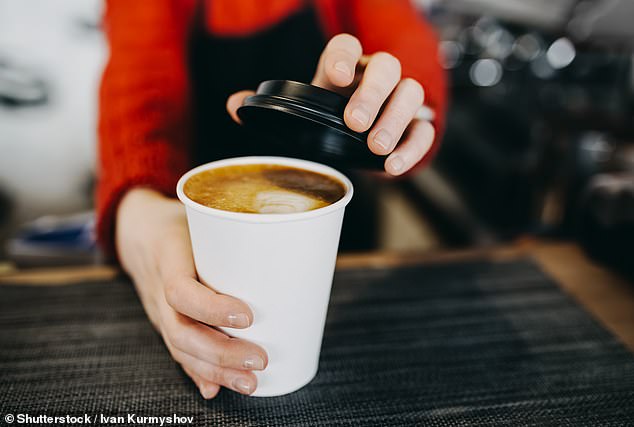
{"left": 254, "top": 190, "right": 321, "bottom": 213}
{"left": 183, "top": 164, "right": 346, "bottom": 214}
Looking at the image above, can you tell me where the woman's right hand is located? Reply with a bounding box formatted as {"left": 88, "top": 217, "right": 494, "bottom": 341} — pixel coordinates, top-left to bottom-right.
{"left": 115, "top": 188, "right": 268, "bottom": 399}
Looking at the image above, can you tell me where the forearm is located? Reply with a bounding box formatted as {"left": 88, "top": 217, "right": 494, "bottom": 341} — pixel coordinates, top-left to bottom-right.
{"left": 97, "top": 0, "right": 196, "bottom": 256}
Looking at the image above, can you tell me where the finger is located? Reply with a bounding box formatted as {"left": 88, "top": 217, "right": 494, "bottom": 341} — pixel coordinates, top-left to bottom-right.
{"left": 367, "top": 78, "right": 425, "bottom": 155}
{"left": 163, "top": 308, "right": 268, "bottom": 371}
{"left": 156, "top": 210, "right": 254, "bottom": 330}
{"left": 384, "top": 120, "right": 435, "bottom": 176}
{"left": 169, "top": 335, "right": 256, "bottom": 397}
{"left": 164, "top": 275, "right": 253, "bottom": 329}
{"left": 176, "top": 347, "right": 257, "bottom": 396}
{"left": 226, "top": 90, "right": 256, "bottom": 124}
{"left": 344, "top": 52, "right": 401, "bottom": 132}
{"left": 183, "top": 366, "right": 221, "bottom": 399}
{"left": 312, "top": 34, "right": 363, "bottom": 90}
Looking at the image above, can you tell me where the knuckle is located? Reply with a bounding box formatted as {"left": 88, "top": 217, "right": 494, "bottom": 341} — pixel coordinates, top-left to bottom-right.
{"left": 205, "top": 366, "right": 224, "bottom": 385}
{"left": 361, "top": 82, "right": 387, "bottom": 103}
{"left": 163, "top": 278, "right": 183, "bottom": 309}
{"left": 388, "top": 107, "right": 410, "bottom": 130}
{"left": 198, "top": 297, "right": 221, "bottom": 325}
{"left": 219, "top": 369, "right": 234, "bottom": 388}
{"left": 169, "top": 331, "right": 187, "bottom": 352}
{"left": 215, "top": 336, "right": 234, "bottom": 368}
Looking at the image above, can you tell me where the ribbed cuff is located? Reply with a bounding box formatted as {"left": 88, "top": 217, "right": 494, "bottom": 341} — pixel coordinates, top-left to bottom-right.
{"left": 95, "top": 173, "right": 180, "bottom": 261}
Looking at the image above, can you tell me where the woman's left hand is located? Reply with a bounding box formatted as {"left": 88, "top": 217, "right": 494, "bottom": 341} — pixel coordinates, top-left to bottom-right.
{"left": 226, "top": 33, "right": 435, "bottom": 176}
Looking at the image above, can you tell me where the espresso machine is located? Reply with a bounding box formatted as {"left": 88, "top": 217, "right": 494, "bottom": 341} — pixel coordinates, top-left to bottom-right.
{"left": 417, "top": 0, "right": 634, "bottom": 275}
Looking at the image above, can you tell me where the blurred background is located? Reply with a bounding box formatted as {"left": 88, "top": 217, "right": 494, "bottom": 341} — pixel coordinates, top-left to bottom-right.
{"left": 0, "top": 0, "right": 105, "bottom": 267}
{"left": 0, "top": 0, "right": 632, "bottom": 277}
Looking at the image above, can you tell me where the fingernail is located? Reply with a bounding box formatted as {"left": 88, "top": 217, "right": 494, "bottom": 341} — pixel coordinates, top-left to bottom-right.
{"left": 334, "top": 61, "right": 352, "bottom": 77}
{"left": 232, "top": 377, "right": 254, "bottom": 394}
{"left": 243, "top": 355, "right": 265, "bottom": 370}
{"left": 389, "top": 155, "right": 405, "bottom": 173}
{"left": 351, "top": 106, "right": 370, "bottom": 127}
{"left": 200, "top": 385, "right": 214, "bottom": 399}
{"left": 373, "top": 129, "right": 393, "bottom": 151}
{"left": 227, "top": 313, "right": 250, "bottom": 328}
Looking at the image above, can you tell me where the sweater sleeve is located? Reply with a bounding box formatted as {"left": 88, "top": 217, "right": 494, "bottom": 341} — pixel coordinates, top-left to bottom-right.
{"left": 317, "top": 0, "right": 447, "bottom": 168}
{"left": 96, "top": 0, "right": 196, "bottom": 256}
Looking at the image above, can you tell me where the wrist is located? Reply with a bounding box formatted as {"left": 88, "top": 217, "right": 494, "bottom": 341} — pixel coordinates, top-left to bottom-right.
{"left": 119, "top": 187, "right": 168, "bottom": 213}
{"left": 115, "top": 187, "right": 179, "bottom": 271}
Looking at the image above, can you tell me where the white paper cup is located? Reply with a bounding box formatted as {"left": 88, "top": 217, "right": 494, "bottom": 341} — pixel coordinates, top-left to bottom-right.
{"left": 176, "top": 156, "right": 353, "bottom": 396}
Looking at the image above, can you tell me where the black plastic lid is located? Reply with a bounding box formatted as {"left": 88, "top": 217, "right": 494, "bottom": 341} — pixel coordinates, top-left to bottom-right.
{"left": 237, "top": 80, "right": 384, "bottom": 170}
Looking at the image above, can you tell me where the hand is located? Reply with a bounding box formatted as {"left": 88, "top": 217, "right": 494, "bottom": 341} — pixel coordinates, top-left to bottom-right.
{"left": 226, "top": 33, "right": 435, "bottom": 176}
{"left": 115, "top": 188, "right": 268, "bottom": 399}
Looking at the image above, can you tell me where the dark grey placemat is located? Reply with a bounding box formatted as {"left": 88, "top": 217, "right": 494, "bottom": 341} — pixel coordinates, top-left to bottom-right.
{"left": 1, "top": 259, "right": 633, "bottom": 426}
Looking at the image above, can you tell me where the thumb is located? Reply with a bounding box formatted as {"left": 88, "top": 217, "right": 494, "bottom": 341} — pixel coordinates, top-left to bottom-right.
{"left": 226, "top": 90, "right": 256, "bottom": 124}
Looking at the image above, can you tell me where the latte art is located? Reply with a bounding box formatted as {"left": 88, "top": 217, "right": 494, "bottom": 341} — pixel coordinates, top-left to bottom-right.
{"left": 183, "top": 164, "right": 346, "bottom": 214}
{"left": 254, "top": 190, "right": 320, "bottom": 213}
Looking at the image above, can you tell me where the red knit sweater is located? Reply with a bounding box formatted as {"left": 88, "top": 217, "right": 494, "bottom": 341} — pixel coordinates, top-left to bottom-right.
{"left": 97, "top": 0, "right": 447, "bottom": 255}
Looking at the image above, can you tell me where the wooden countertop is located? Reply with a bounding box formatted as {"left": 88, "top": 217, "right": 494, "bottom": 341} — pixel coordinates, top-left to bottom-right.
{"left": 1, "top": 240, "right": 633, "bottom": 352}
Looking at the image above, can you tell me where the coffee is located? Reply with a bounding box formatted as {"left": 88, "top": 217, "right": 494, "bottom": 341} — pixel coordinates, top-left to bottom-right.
{"left": 183, "top": 164, "right": 346, "bottom": 214}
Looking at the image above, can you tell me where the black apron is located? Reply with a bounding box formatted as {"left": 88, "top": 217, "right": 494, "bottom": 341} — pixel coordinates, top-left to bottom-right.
{"left": 188, "top": 1, "right": 378, "bottom": 250}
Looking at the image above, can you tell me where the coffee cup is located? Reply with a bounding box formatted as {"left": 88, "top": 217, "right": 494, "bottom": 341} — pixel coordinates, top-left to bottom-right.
{"left": 176, "top": 156, "right": 353, "bottom": 396}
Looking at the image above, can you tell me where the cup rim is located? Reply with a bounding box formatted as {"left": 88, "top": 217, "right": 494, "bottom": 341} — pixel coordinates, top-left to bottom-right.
{"left": 176, "top": 156, "right": 354, "bottom": 223}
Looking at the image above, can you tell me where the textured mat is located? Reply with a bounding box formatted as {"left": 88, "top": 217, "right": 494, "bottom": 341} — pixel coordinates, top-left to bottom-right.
{"left": 1, "top": 259, "right": 634, "bottom": 426}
